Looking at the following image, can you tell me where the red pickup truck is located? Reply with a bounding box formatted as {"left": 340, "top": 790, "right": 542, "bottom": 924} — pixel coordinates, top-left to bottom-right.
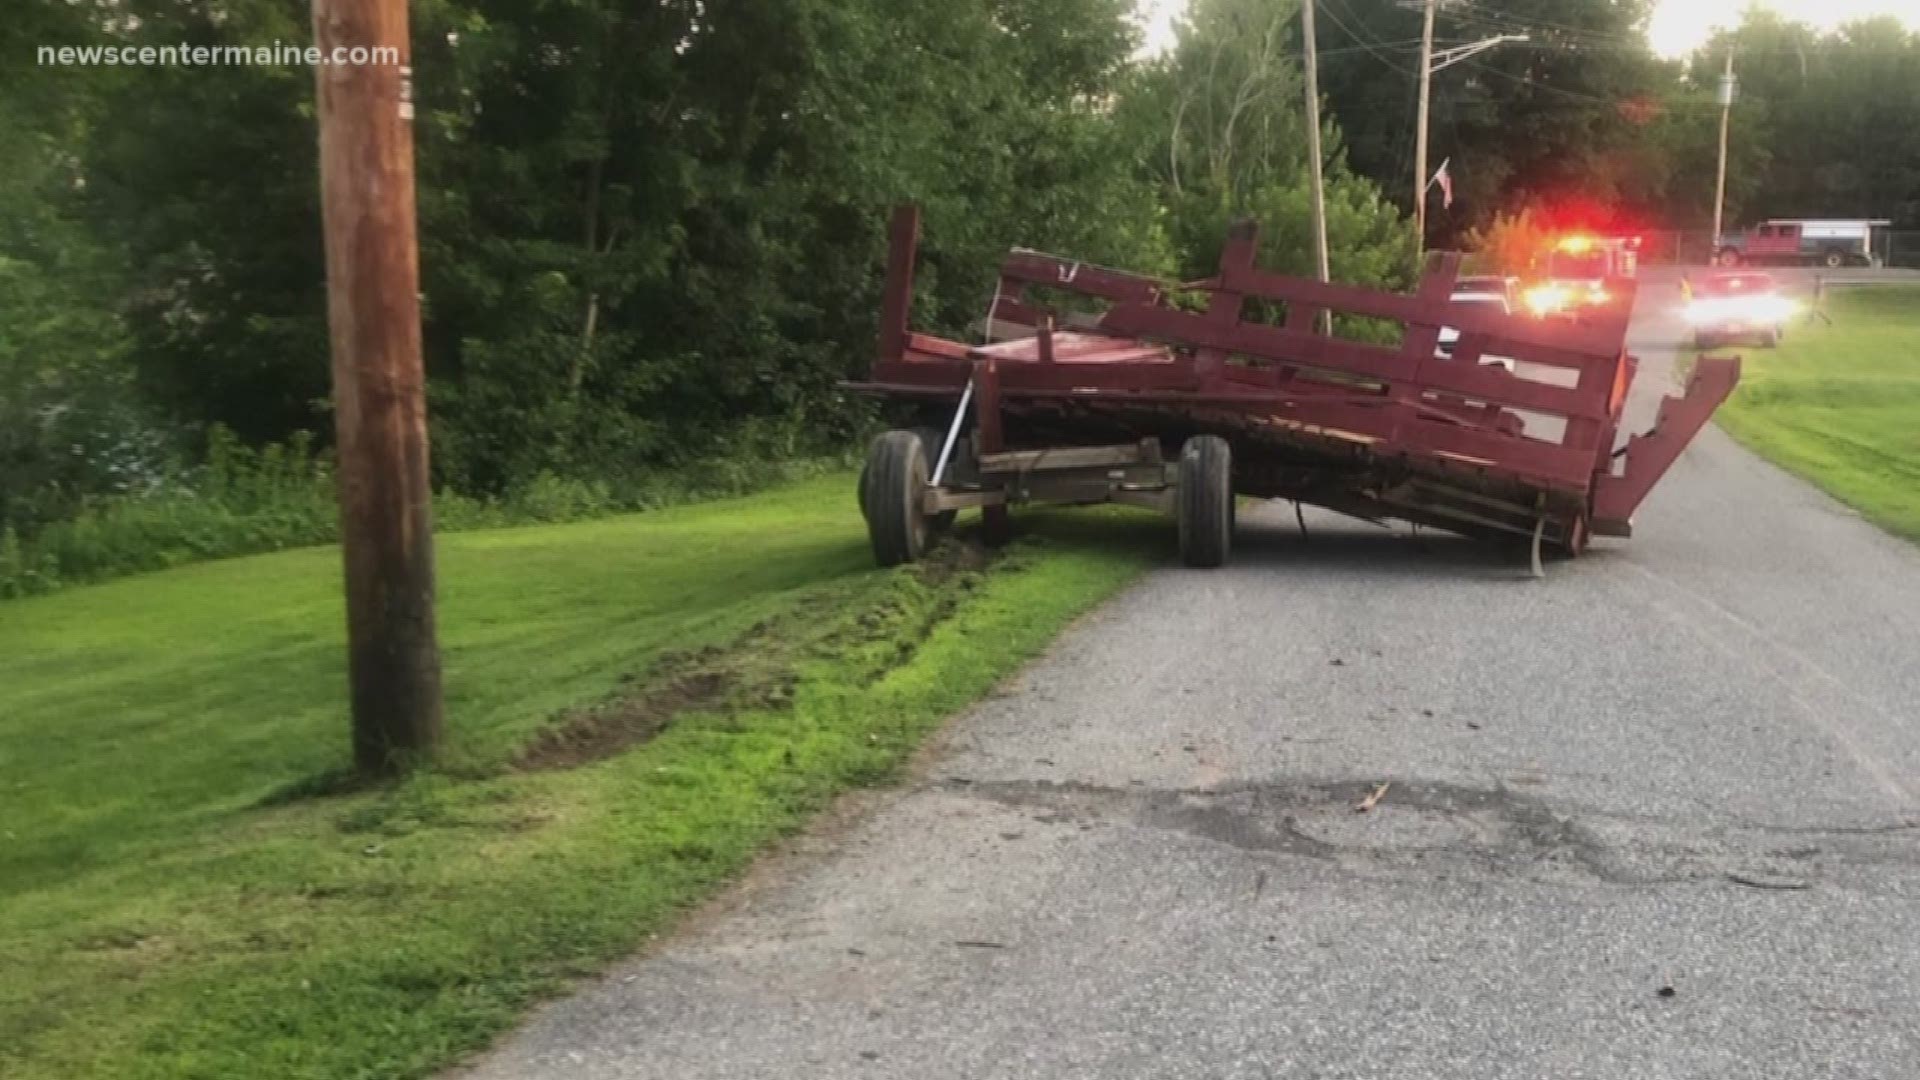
{"left": 1715, "top": 219, "right": 1889, "bottom": 268}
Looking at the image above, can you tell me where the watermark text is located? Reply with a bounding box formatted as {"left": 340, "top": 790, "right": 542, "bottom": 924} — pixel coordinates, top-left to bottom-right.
{"left": 38, "top": 42, "right": 399, "bottom": 67}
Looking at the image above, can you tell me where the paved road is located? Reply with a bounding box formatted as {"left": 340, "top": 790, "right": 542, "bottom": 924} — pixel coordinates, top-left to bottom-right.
{"left": 466, "top": 278, "right": 1920, "bottom": 1079}
{"left": 1686, "top": 266, "right": 1920, "bottom": 291}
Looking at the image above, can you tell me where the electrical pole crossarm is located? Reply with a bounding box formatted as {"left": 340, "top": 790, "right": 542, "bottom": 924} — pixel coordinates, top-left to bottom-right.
{"left": 1429, "top": 34, "right": 1529, "bottom": 73}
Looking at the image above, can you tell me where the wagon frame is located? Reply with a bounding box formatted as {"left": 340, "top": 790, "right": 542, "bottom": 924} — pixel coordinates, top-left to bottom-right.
{"left": 847, "top": 206, "right": 1739, "bottom": 571}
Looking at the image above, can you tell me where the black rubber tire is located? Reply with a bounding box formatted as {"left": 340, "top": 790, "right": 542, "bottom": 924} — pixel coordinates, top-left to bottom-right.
{"left": 1824, "top": 250, "right": 1844, "bottom": 269}
{"left": 1177, "top": 435, "right": 1233, "bottom": 569}
{"left": 1716, "top": 248, "right": 1741, "bottom": 268}
{"left": 862, "top": 430, "right": 933, "bottom": 567}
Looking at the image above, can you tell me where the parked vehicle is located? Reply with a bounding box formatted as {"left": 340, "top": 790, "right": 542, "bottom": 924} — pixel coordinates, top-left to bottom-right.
{"left": 1715, "top": 219, "right": 1890, "bottom": 268}
{"left": 1686, "top": 271, "right": 1793, "bottom": 349}
{"left": 1454, "top": 274, "right": 1520, "bottom": 308}
{"left": 1439, "top": 290, "right": 1518, "bottom": 372}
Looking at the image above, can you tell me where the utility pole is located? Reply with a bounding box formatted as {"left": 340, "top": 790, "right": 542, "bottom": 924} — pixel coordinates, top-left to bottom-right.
{"left": 1403, "top": 0, "right": 1526, "bottom": 249}
{"left": 311, "top": 0, "right": 445, "bottom": 774}
{"left": 1413, "top": 0, "right": 1437, "bottom": 248}
{"left": 1302, "top": 0, "right": 1332, "bottom": 303}
{"left": 1711, "top": 51, "right": 1736, "bottom": 256}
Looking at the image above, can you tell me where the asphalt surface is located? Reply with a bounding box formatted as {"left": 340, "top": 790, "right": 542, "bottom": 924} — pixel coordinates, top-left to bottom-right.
{"left": 465, "top": 273, "right": 1920, "bottom": 1079}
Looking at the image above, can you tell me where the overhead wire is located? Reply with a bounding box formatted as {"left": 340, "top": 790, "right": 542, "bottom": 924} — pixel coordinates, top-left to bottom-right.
{"left": 1317, "top": 38, "right": 1428, "bottom": 58}
{"left": 1311, "top": 0, "right": 1425, "bottom": 196}
{"left": 1449, "top": 1, "right": 1649, "bottom": 49}
{"left": 1314, "top": 0, "right": 1423, "bottom": 77}
{"left": 1453, "top": 55, "right": 1722, "bottom": 111}
{"left": 1418, "top": 4, "right": 1723, "bottom": 112}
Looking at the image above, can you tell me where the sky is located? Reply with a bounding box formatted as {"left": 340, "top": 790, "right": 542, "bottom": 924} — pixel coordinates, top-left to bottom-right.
{"left": 1137, "top": 0, "right": 1920, "bottom": 58}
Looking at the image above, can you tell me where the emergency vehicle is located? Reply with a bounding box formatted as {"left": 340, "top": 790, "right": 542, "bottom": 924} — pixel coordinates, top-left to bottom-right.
{"left": 1522, "top": 235, "right": 1639, "bottom": 319}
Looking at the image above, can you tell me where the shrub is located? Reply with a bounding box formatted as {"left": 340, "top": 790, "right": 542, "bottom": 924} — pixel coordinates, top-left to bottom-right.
{"left": 0, "top": 421, "right": 866, "bottom": 600}
{"left": 1462, "top": 208, "right": 1555, "bottom": 278}
{"left": 1, "top": 427, "right": 337, "bottom": 597}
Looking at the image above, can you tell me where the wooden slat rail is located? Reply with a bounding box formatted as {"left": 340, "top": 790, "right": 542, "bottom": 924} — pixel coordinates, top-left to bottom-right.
{"left": 1218, "top": 263, "right": 1633, "bottom": 361}
{"left": 996, "top": 245, "right": 1632, "bottom": 373}
{"left": 1592, "top": 355, "right": 1741, "bottom": 531}
{"left": 1096, "top": 303, "right": 1611, "bottom": 420}
{"left": 997, "top": 251, "right": 1168, "bottom": 302}
{"left": 989, "top": 246, "right": 1631, "bottom": 405}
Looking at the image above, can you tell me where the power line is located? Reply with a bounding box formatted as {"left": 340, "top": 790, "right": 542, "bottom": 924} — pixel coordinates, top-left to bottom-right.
{"left": 1454, "top": 55, "right": 1721, "bottom": 110}
{"left": 1451, "top": 1, "right": 1647, "bottom": 48}
{"left": 1387, "top": 71, "right": 1421, "bottom": 209}
{"left": 1448, "top": 8, "right": 1604, "bottom": 43}
{"left": 1457, "top": 56, "right": 1613, "bottom": 103}
{"left": 1316, "top": 0, "right": 1422, "bottom": 77}
{"left": 1319, "top": 38, "right": 1428, "bottom": 58}
{"left": 1310, "top": 0, "right": 1423, "bottom": 199}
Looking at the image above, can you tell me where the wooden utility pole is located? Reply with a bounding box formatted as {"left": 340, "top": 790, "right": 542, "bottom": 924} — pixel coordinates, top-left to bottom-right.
{"left": 1711, "top": 51, "right": 1735, "bottom": 255}
{"left": 1302, "top": 0, "right": 1332, "bottom": 304}
{"left": 311, "top": 0, "right": 445, "bottom": 773}
{"left": 1413, "top": 0, "right": 1437, "bottom": 249}
{"left": 1402, "top": 0, "right": 1523, "bottom": 251}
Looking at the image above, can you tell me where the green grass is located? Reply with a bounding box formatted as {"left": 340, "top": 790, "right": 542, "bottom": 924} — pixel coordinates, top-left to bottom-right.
{"left": 0, "top": 472, "right": 1165, "bottom": 1079}
{"left": 1708, "top": 286, "right": 1920, "bottom": 541}
{"left": 1, "top": 420, "right": 864, "bottom": 600}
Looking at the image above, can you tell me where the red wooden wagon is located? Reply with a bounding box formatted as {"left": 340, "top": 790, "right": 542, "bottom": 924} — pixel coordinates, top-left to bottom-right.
{"left": 846, "top": 206, "right": 1739, "bottom": 572}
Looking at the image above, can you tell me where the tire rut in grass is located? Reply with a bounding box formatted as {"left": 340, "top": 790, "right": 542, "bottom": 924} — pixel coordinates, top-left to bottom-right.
{"left": 513, "top": 538, "right": 998, "bottom": 772}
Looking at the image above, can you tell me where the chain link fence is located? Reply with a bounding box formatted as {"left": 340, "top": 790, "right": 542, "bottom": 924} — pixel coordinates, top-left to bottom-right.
{"left": 1634, "top": 230, "right": 1920, "bottom": 269}
{"left": 1885, "top": 232, "right": 1920, "bottom": 269}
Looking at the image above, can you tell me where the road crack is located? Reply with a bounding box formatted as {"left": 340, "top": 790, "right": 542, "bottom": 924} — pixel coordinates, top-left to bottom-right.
{"left": 941, "top": 776, "right": 1920, "bottom": 891}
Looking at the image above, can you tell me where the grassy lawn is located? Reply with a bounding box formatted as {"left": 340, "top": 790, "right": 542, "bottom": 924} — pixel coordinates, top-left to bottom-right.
{"left": 1712, "top": 286, "right": 1920, "bottom": 541}
{"left": 0, "top": 473, "right": 1165, "bottom": 1079}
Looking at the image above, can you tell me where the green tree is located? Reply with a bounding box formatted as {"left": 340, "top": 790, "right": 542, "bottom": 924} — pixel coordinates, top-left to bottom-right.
{"left": 75, "top": 0, "right": 329, "bottom": 444}
{"left": 23, "top": 0, "right": 1171, "bottom": 497}
{"left": 0, "top": 2, "right": 167, "bottom": 535}
{"left": 1690, "top": 14, "right": 1920, "bottom": 228}
{"left": 412, "top": 0, "right": 1171, "bottom": 491}
{"left": 1127, "top": 0, "right": 1415, "bottom": 285}
{"left": 1313, "top": 0, "right": 1676, "bottom": 237}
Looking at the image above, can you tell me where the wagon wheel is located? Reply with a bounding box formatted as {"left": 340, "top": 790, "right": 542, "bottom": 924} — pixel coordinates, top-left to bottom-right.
{"left": 1177, "top": 435, "right": 1233, "bottom": 568}
{"left": 861, "top": 430, "right": 937, "bottom": 567}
